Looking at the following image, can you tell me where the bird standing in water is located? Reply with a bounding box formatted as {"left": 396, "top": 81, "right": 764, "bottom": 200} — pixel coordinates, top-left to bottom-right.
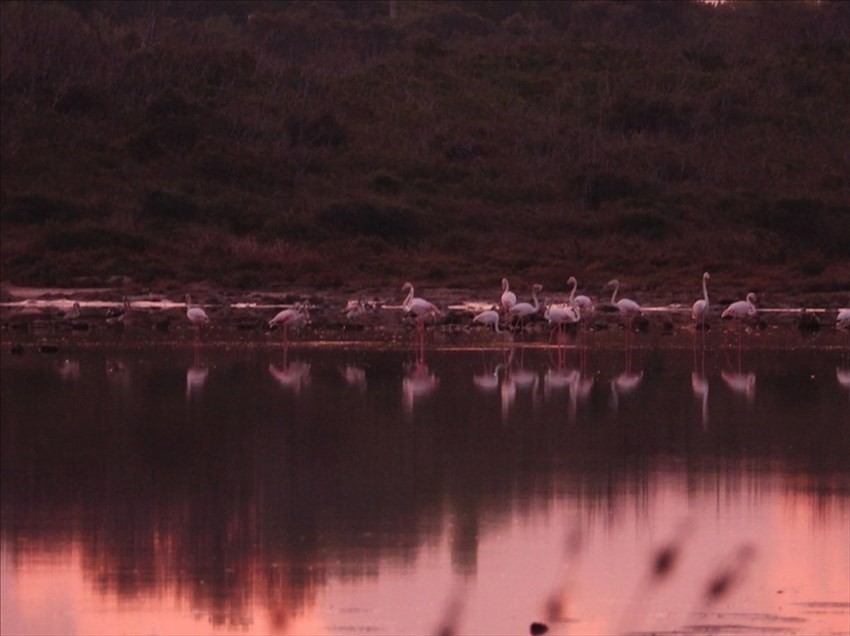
{"left": 473, "top": 309, "right": 502, "bottom": 333}
{"left": 722, "top": 292, "right": 758, "bottom": 362}
{"left": 509, "top": 283, "right": 542, "bottom": 332}
{"left": 500, "top": 278, "right": 517, "bottom": 312}
{"left": 402, "top": 282, "right": 440, "bottom": 350}
{"left": 269, "top": 303, "right": 310, "bottom": 344}
{"left": 186, "top": 295, "right": 209, "bottom": 343}
{"left": 692, "top": 272, "right": 711, "bottom": 330}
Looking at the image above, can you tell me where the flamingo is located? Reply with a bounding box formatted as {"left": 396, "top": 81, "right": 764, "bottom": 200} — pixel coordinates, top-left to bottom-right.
{"left": 692, "top": 272, "right": 710, "bottom": 329}
{"left": 269, "top": 302, "right": 310, "bottom": 343}
{"left": 544, "top": 302, "right": 580, "bottom": 343}
{"left": 473, "top": 309, "right": 502, "bottom": 333}
{"left": 105, "top": 297, "right": 127, "bottom": 323}
{"left": 567, "top": 276, "right": 594, "bottom": 313}
{"left": 607, "top": 279, "right": 642, "bottom": 330}
{"left": 402, "top": 282, "right": 440, "bottom": 350}
{"left": 342, "top": 299, "right": 374, "bottom": 320}
{"left": 721, "top": 292, "right": 758, "bottom": 322}
{"left": 837, "top": 307, "right": 850, "bottom": 330}
{"left": 509, "top": 283, "right": 542, "bottom": 331}
{"left": 61, "top": 302, "right": 81, "bottom": 321}
{"left": 186, "top": 295, "right": 209, "bottom": 341}
{"left": 500, "top": 278, "right": 517, "bottom": 311}
{"left": 721, "top": 291, "right": 757, "bottom": 364}
{"left": 402, "top": 282, "right": 440, "bottom": 325}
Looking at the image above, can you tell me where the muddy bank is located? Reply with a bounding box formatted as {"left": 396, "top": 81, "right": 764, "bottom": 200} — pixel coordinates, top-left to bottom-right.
{"left": 1, "top": 284, "right": 847, "bottom": 353}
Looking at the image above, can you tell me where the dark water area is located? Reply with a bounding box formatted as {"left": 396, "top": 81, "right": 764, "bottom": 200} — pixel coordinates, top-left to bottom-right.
{"left": 2, "top": 340, "right": 849, "bottom": 635}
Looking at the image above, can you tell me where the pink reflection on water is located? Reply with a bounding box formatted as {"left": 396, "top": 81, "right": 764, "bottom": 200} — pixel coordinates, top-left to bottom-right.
{"left": 3, "top": 471, "right": 847, "bottom": 636}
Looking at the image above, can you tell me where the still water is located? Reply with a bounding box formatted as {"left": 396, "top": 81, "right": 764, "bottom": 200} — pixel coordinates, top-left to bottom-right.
{"left": 1, "top": 339, "right": 849, "bottom": 636}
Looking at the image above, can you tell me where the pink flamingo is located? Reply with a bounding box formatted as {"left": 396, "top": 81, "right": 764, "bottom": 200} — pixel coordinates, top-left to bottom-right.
{"left": 185, "top": 295, "right": 209, "bottom": 344}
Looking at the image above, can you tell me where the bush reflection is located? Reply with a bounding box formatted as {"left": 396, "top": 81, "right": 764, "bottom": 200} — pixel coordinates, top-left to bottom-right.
{"left": 2, "top": 346, "right": 848, "bottom": 631}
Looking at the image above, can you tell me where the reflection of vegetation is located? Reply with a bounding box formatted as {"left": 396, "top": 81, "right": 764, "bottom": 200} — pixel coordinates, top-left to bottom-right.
{"left": 2, "top": 1, "right": 849, "bottom": 292}
{"left": 1, "top": 349, "right": 848, "bottom": 626}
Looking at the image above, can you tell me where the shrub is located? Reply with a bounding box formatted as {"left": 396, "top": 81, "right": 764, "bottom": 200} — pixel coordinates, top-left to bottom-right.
{"left": 287, "top": 113, "right": 348, "bottom": 148}
{"left": 3, "top": 194, "right": 84, "bottom": 225}
{"left": 605, "top": 94, "right": 695, "bottom": 136}
{"left": 141, "top": 190, "right": 200, "bottom": 223}
{"left": 318, "top": 202, "right": 423, "bottom": 245}
{"left": 43, "top": 223, "right": 148, "bottom": 252}
{"left": 579, "top": 172, "right": 646, "bottom": 211}
{"left": 610, "top": 211, "right": 670, "bottom": 240}
{"left": 370, "top": 170, "right": 403, "bottom": 195}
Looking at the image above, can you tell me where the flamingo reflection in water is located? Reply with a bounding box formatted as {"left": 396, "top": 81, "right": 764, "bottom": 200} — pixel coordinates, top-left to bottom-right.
{"left": 186, "top": 344, "right": 209, "bottom": 400}
{"left": 692, "top": 370, "right": 709, "bottom": 429}
{"left": 402, "top": 356, "right": 438, "bottom": 417}
{"left": 721, "top": 339, "right": 756, "bottom": 402}
{"left": 692, "top": 320, "right": 709, "bottom": 429}
{"left": 836, "top": 367, "right": 850, "bottom": 400}
{"left": 610, "top": 345, "right": 643, "bottom": 413}
{"left": 495, "top": 363, "right": 516, "bottom": 421}
{"left": 611, "top": 367, "right": 643, "bottom": 413}
{"left": 544, "top": 364, "right": 583, "bottom": 420}
{"left": 721, "top": 368, "right": 756, "bottom": 402}
{"left": 339, "top": 364, "right": 367, "bottom": 391}
{"left": 268, "top": 360, "right": 311, "bottom": 394}
{"left": 472, "top": 350, "right": 506, "bottom": 393}
{"left": 186, "top": 364, "right": 209, "bottom": 400}
{"left": 57, "top": 358, "right": 80, "bottom": 382}
{"left": 545, "top": 339, "right": 593, "bottom": 421}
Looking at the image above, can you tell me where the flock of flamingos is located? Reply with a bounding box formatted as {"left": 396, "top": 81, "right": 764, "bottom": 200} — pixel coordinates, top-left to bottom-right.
{"left": 45, "top": 271, "right": 850, "bottom": 345}
{"left": 178, "top": 272, "right": 850, "bottom": 345}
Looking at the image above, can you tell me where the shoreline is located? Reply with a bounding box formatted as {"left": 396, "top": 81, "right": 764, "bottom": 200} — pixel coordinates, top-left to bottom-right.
{"left": 1, "top": 284, "right": 848, "bottom": 353}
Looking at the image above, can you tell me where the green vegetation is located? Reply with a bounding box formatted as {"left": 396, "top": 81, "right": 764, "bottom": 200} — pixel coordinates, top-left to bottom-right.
{"left": 1, "top": 0, "right": 849, "bottom": 295}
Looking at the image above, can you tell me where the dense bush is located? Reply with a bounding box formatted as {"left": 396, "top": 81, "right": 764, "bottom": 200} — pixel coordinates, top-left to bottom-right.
{"left": 1, "top": 0, "right": 849, "bottom": 292}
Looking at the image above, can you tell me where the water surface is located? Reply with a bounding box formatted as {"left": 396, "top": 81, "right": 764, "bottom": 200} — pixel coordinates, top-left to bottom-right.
{"left": 2, "top": 341, "right": 849, "bottom": 635}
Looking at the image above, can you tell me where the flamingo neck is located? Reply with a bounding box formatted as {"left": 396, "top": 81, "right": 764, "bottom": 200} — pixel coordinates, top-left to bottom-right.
{"left": 403, "top": 286, "right": 414, "bottom": 310}
{"left": 610, "top": 283, "right": 619, "bottom": 304}
{"left": 702, "top": 278, "right": 709, "bottom": 303}
{"left": 569, "top": 279, "right": 577, "bottom": 304}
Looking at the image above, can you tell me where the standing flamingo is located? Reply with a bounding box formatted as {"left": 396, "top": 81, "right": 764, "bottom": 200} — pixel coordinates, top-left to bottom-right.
{"left": 837, "top": 307, "right": 850, "bottom": 330}
{"left": 544, "top": 302, "right": 580, "bottom": 344}
{"left": 500, "top": 278, "right": 517, "bottom": 311}
{"left": 692, "top": 272, "right": 711, "bottom": 330}
{"left": 509, "top": 283, "right": 542, "bottom": 332}
{"left": 721, "top": 292, "right": 757, "bottom": 360}
{"left": 269, "top": 302, "right": 310, "bottom": 343}
{"left": 607, "top": 279, "right": 642, "bottom": 330}
{"left": 721, "top": 292, "right": 757, "bottom": 322}
{"left": 59, "top": 301, "right": 81, "bottom": 321}
{"left": 186, "top": 295, "right": 209, "bottom": 342}
{"left": 402, "top": 282, "right": 440, "bottom": 348}
{"left": 567, "top": 276, "right": 594, "bottom": 313}
{"left": 473, "top": 309, "right": 502, "bottom": 333}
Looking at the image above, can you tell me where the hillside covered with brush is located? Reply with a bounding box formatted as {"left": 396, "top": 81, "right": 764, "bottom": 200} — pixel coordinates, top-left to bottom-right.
{"left": 2, "top": 0, "right": 849, "bottom": 297}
